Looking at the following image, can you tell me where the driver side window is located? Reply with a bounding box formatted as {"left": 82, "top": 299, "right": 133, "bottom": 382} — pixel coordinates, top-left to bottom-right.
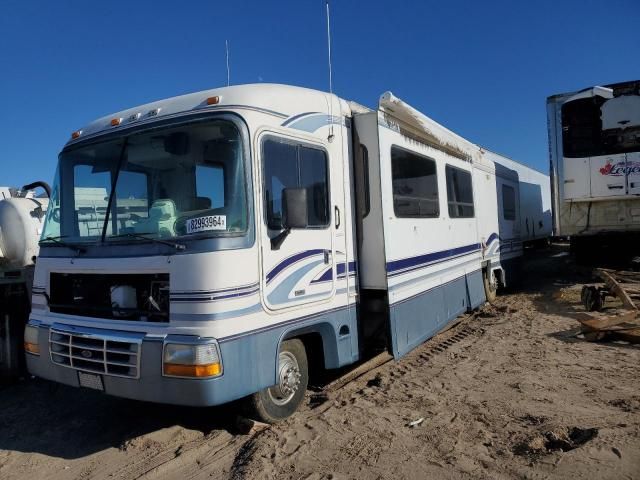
{"left": 262, "top": 137, "right": 329, "bottom": 230}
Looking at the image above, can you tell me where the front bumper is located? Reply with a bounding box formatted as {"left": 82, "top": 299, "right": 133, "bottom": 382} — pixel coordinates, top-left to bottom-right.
{"left": 25, "top": 323, "right": 254, "bottom": 407}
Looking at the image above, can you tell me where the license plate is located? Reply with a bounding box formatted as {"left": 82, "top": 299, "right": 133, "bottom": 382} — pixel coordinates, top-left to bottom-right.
{"left": 186, "top": 215, "right": 226, "bottom": 234}
{"left": 78, "top": 371, "right": 104, "bottom": 391}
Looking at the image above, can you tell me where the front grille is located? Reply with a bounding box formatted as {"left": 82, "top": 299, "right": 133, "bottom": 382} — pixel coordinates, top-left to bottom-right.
{"left": 49, "top": 328, "right": 142, "bottom": 379}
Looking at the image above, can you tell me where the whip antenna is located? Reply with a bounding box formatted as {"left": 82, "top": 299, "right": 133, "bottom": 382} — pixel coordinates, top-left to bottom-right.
{"left": 325, "top": 0, "right": 334, "bottom": 140}
{"left": 225, "top": 40, "right": 231, "bottom": 86}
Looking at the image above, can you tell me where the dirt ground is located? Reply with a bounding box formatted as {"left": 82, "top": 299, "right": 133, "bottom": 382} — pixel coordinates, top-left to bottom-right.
{"left": 1, "top": 246, "right": 639, "bottom": 480}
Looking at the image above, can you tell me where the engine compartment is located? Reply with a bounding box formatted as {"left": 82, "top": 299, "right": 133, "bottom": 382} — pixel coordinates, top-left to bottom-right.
{"left": 49, "top": 273, "right": 170, "bottom": 322}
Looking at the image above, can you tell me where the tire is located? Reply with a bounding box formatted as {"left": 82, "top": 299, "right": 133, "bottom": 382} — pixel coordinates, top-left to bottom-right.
{"left": 247, "top": 339, "right": 308, "bottom": 423}
{"left": 483, "top": 269, "right": 498, "bottom": 304}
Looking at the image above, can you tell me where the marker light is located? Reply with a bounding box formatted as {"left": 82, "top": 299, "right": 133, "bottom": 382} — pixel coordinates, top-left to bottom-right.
{"left": 163, "top": 342, "right": 222, "bottom": 378}
{"left": 71, "top": 130, "right": 82, "bottom": 139}
{"left": 206, "top": 96, "right": 220, "bottom": 105}
{"left": 24, "top": 324, "right": 40, "bottom": 355}
{"left": 110, "top": 117, "right": 122, "bottom": 126}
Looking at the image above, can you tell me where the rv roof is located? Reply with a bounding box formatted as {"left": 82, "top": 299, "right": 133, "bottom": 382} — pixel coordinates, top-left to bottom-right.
{"left": 65, "top": 83, "right": 346, "bottom": 147}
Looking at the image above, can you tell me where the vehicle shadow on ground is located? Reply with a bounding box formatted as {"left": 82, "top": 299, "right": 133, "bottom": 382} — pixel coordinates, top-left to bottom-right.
{"left": 0, "top": 377, "right": 244, "bottom": 459}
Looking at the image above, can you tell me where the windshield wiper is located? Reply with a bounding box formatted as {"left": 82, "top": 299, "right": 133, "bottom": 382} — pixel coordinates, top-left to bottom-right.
{"left": 108, "top": 232, "right": 186, "bottom": 251}
{"left": 41, "top": 236, "right": 87, "bottom": 254}
{"left": 101, "top": 138, "right": 128, "bottom": 242}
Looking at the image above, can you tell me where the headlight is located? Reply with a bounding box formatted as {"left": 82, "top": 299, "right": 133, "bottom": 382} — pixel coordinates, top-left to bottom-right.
{"left": 163, "top": 342, "right": 222, "bottom": 378}
{"left": 24, "top": 324, "right": 40, "bottom": 355}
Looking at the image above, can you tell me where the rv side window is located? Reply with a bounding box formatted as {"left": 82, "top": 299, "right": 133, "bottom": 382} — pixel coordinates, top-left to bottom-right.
{"left": 262, "top": 138, "right": 329, "bottom": 229}
{"left": 502, "top": 185, "right": 516, "bottom": 220}
{"left": 391, "top": 146, "right": 439, "bottom": 218}
{"left": 445, "top": 165, "right": 474, "bottom": 218}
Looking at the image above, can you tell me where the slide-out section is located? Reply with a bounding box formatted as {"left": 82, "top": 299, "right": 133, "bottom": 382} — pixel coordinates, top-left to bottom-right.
{"left": 352, "top": 109, "right": 485, "bottom": 360}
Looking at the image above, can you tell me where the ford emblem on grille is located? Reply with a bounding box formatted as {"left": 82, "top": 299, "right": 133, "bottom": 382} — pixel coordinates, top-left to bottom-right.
{"left": 81, "top": 349, "right": 93, "bottom": 359}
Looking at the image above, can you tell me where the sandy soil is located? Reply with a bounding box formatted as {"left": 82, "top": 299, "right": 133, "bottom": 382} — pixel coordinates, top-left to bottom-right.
{"left": 0, "top": 247, "right": 638, "bottom": 480}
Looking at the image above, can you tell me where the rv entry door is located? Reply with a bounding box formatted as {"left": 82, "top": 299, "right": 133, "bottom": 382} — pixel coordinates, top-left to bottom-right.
{"left": 260, "top": 136, "right": 336, "bottom": 310}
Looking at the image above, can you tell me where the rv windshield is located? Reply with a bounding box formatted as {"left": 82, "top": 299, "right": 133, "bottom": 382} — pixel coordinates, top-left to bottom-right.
{"left": 40, "top": 119, "right": 248, "bottom": 246}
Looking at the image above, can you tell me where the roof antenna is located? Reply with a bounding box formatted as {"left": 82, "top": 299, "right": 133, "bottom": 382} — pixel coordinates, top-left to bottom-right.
{"left": 225, "top": 40, "right": 231, "bottom": 86}
{"left": 325, "top": 0, "right": 334, "bottom": 142}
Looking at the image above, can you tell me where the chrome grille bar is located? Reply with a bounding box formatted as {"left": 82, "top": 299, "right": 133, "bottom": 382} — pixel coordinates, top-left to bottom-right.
{"left": 49, "top": 328, "right": 142, "bottom": 379}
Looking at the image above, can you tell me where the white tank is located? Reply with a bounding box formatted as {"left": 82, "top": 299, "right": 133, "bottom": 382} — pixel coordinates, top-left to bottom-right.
{"left": 0, "top": 196, "right": 49, "bottom": 270}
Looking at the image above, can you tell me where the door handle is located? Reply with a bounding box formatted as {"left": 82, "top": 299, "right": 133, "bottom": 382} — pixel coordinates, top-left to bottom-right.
{"left": 334, "top": 206, "right": 340, "bottom": 229}
{"left": 324, "top": 250, "right": 332, "bottom": 264}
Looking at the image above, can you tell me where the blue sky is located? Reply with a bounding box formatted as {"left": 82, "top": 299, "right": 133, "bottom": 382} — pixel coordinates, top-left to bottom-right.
{"left": 1, "top": 0, "right": 638, "bottom": 187}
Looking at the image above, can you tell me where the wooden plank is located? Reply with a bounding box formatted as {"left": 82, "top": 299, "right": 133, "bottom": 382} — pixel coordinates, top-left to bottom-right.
{"left": 597, "top": 269, "right": 638, "bottom": 310}
{"left": 616, "top": 329, "right": 640, "bottom": 344}
{"left": 575, "top": 311, "right": 640, "bottom": 331}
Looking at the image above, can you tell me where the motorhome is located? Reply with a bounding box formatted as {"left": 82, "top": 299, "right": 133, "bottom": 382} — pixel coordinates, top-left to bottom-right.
{"left": 547, "top": 80, "right": 640, "bottom": 258}
{"left": 25, "top": 84, "right": 549, "bottom": 421}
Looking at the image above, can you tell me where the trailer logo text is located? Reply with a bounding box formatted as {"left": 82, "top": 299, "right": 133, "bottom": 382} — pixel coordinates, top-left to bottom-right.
{"left": 599, "top": 160, "right": 640, "bottom": 176}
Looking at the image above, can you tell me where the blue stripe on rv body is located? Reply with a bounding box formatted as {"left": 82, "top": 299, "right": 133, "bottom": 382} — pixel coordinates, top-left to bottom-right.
{"left": 266, "top": 249, "right": 325, "bottom": 284}
{"left": 388, "top": 258, "right": 481, "bottom": 296}
{"left": 171, "top": 303, "right": 264, "bottom": 322}
{"left": 486, "top": 233, "right": 499, "bottom": 246}
{"left": 386, "top": 243, "right": 481, "bottom": 277}
{"left": 170, "top": 288, "right": 260, "bottom": 303}
{"left": 281, "top": 111, "right": 322, "bottom": 127}
{"left": 284, "top": 113, "right": 345, "bottom": 133}
{"left": 171, "top": 282, "right": 260, "bottom": 298}
{"left": 311, "top": 261, "right": 356, "bottom": 285}
{"left": 267, "top": 259, "right": 327, "bottom": 305}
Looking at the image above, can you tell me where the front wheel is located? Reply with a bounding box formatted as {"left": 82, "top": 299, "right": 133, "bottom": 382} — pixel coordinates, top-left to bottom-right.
{"left": 247, "top": 339, "right": 308, "bottom": 423}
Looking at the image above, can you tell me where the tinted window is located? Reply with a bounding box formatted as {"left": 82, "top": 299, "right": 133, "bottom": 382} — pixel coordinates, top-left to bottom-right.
{"left": 391, "top": 147, "right": 439, "bottom": 218}
{"left": 445, "top": 165, "right": 474, "bottom": 218}
{"left": 263, "top": 138, "right": 329, "bottom": 229}
{"left": 502, "top": 185, "right": 516, "bottom": 220}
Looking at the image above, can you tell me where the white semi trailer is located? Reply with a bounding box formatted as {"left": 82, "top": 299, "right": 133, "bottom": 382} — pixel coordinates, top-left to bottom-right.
{"left": 25, "top": 84, "right": 549, "bottom": 421}
{"left": 547, "top": 80, "right": 640, "bottom": 260}
{"left": 0, "top": 182, "right": 49, "bottom": 379}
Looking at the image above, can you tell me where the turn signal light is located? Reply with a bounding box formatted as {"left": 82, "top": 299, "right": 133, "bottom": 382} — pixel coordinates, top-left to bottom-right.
{"left": 163, "top": 363, "right": 221, "bottom": 378}
{"left": 24, "top": 342, "right": 39, "bottom": 355}
{"left": 206, "top": 96, "right": 220, "bottom": 105}
{"left": 24, "top": 324, "right": 40, "bottom": 355}
{"left": 110, "top": 117, "right": 122, "bottom": 126}
{"left": 71, "top": 130, "right": 82, "bottom": 139}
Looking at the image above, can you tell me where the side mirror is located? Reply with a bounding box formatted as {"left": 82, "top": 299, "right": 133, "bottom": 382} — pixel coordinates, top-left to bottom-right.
{"left": 283, "top": 188, "right": 308, "bottom": 229}
{"left": 271, "top": 188, "right": 307, "bottom": 250}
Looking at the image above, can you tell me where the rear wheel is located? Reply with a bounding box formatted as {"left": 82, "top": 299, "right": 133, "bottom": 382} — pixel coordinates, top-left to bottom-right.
{"left": 483, "top": 269, "right": 498, "bottom": 304}
{"left": 247, "top": 339, "right": 308, "bottom": 423}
